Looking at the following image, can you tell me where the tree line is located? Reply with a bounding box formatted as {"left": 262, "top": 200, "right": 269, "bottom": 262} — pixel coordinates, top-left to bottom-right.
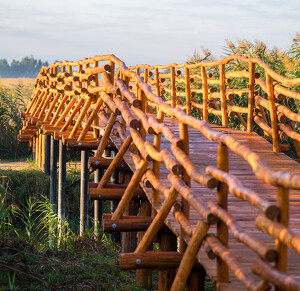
{"left": 0, "top": 55, "right": 49, "bottom": 78}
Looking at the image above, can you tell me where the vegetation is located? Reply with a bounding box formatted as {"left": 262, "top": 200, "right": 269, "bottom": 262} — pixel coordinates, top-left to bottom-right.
{"left": 0, "top": 167, "right": 147, "bottom": 290}
{"left": 0, "top": 56, "right": 48, "bottom": 78}
{"left": 0, "top": 84, "right": 30, "bottom": 159}
{"left": 187, "top": 33, "right": 300, "bottom": 158}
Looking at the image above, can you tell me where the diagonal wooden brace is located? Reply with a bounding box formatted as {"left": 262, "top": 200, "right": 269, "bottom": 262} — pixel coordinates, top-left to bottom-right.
{"left": 111, "top": 158, "right": 149, "bottom": 220}
{"left": 170, "top": 220, "right": 210, "bottom": 291}
{"left": 135, "top": 187, "right": 178, "bottom": 253}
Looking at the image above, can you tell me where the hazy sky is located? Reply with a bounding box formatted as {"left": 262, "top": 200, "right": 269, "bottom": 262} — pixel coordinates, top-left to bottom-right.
{"left": 1, "top": 0, "right": 299, "bottom": 66}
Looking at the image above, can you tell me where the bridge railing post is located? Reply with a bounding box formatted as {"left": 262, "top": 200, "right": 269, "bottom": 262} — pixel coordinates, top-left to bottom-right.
{"left": 179, "top": 121, "right": 190, "bottom": 253}
{"left": 247, "top": 62, "right": 256, "bottom": 133}
{"left": 275, "top": 186, "right": 289, "bottom": 275}
{"left": 201, "top": 66, "right": 209, "bottom": 122}
{"left": 171, "top": 67, "right": 176, "bottom": 108}
{"left": 266, "top": 73, "right": 280, "bottom": 152}
{"left": 219, "top": 64, "right": 228, "bottom": 127}
{"left": 216, "top": 142, "right": 229, "bottom": 283}
{"left": 185, "top": 67, "right": 191, "bottom": 115}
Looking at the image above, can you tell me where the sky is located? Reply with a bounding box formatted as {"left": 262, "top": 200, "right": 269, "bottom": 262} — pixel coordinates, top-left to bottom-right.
{"left": 0, "top": 0, "right": 299, "bottom": 66}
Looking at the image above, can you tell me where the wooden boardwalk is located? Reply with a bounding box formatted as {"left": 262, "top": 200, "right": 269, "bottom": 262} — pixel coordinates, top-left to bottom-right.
{"left": 111, "top": 116, "right": 300, "bottom": 290}
{"left": 18, "top": 54, "right": 300, "bottom": 290}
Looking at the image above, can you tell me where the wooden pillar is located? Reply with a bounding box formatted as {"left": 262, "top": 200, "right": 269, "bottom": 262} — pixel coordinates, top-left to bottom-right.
{"left": 171, "top": 67, "right": 176, "bottom": 108}
{"left": 179, "top": 122, "right": 190, "bottom": 253}
{"left": 44, "top": 135, "right": 51, "bottom": 175}
{"left": 94, "top": 168, "right": 104, "bottom": 239}
{"left": 201, "top": 66, "right": 209, "bottom": 122}
{"left": 216, "top": 143, "right": 229, "bottom": 284}
{"left": 49, "top": 136, "right": 58, "bottom": 248}
{"left": 247, "top": 62, "right": 255, "bottom": 133}
{"left": 266, "top": 73, "right": 280, "bottom": 152}
{"left": 122, "top": 173, "right": 138, "bottom": 253}
{"left": 276, "top": 187, "right": 289, "bottom": 273}
{"left": 80, "top": 150, "right": 89, "bottom": 236}
{"left": 185, "top": 67, "right": 191, "bottom": 115}
{"left": 219, "top": 64, "right": 228, "bottom": 127}
{"left": 110, "top": 149, "right": 121, "bottom": 244}
{"left": 58, "top": 140, "right": 67, "bottom": 239}
{"left": 158, "top": 231, "right": 177, "bottom": 291}
{"left": 136, "top": 200, "right": 152, "bottom": 288}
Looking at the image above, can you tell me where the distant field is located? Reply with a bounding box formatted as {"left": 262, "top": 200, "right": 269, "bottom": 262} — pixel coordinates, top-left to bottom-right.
{"left": 0, "top": 78, "right": 35, "bottom": 100}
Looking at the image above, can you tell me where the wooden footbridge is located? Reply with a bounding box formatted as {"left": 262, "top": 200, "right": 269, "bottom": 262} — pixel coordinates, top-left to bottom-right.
{"left": 18, "top": 54, "right": 300, "bottom": 290}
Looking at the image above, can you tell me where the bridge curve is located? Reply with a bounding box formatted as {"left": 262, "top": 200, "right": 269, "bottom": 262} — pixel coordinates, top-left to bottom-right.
{"left": 18, "top": 54, "right": 300, "bottom": 290}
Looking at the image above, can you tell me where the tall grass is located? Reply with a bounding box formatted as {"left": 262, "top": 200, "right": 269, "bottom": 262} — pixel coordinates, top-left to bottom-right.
{"left": 0, "top": 84, "right": 29, "bottom": 159}
{"left": 187, "top": 35, "right": 300, "bottom": 158}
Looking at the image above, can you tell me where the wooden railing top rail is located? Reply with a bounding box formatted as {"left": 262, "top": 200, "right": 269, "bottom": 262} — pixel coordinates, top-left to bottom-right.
{"left": 129, "top": 54, "right": 300, "bottom": 86}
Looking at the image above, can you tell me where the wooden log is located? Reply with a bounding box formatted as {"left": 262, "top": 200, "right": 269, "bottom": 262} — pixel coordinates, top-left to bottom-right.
{"left": 115, "top": 97, "right": 140, "bottom": 129}
{"left": 130, "top": 128, "right": 152, "bottom": 161}
{"left": 207, "top": 201, "right": 277, "bottom": 262}
{"left": 66, "top": 140, "right": 100, "bottom": 150}
{"left": 206, "top": 235, "right": 269, "bottom": 291}
{"left": 171, "top": 145, "right": 218, "bottom": 189}
{"left": 170, "top": 221, "right": 209, "bottom": 291}
{"left": 135, "top": 188, "right": 178, "bottom": 253}
{"left": 276, "top": 187, "right": 288, "bottom": 273}
{"left": 94, "top": 113, "right": 117, "bottom": 157}
{"left": 115, "top": 78, "right": 141, "bottom": 107}
{"left": 206, "top": 166, "right": 280, "bottom": 220}
{"left": 88, "top": 156, "right": 131, "bottom": 172}
{"left": 120, "top": 252, "right": 182, "bottom": 270}
{"left": 159, "top": 231, "right": 177, "bottom": 290}
{"left": 111, "top": 159, "right": 149, "bottom": 220}
{"left": 173, "top": 203, "right": 193, "bottom": 237}
{"left": 85, "top": 64, "right": 111, "bottom": 75}
{"left": 168, "top": 174, "right": 216, "bottom": 224}
{"left": 266, "top": 73, "right": 280, "bottom": 152}
{"left": 102, "top": 216, "right": 154, "bottom": 232}
{"left": 148, "top": 116, "right": 183, "bottom": 148}
{"left": 217, "top": 143, "right": 229, "bottom": 283}
{"left": 252, "top": 257, "right": 300, "bottom": 291}
{"left": 185, "top": 67, "right": 191, "bottom": 115}
{"left": 96, "top": 136, "right": 133, "bottom": 188}
{"left": 131, "top": 107, "right": 154, "bottom": 134}
{"left": 220, "top": 64, "right": 228, "bottom": 127}
{"left": 256, "top": 214, "right": 300, "bottom": 254}
{"left": 100, "top": 92, "right": 120, "bottom": 115}
{"left": 77, "top": 97, "right": 104, "bottom": 142}
{"left": 89, "top": 187, "right": 146, "bottom": 200}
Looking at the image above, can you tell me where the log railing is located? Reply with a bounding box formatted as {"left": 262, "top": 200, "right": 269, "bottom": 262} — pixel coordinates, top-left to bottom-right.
{"left": 18, "top": 54, "right": 300, "bottom": 290}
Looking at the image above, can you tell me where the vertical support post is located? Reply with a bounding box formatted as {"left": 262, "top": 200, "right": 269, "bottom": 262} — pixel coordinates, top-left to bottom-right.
{"left": 158, "top": 231, "right": 177, "bottom": 290}
{"left": 94, "top": 168, "right": 104, "bottom": 239}
{"left": 58, "top": 140, "right": 67, "bottom": 239}
{"left": 247, "top": 62, "right": 255, "bottom": 133}
{"left": 110, "top": 149, "right": 121, "bottom": 243}
{"left": 155, "top": 68, "right": 160, "bottom": 97}
{"left": 219, "top": 64, "right": 228, "bottom": 127}
{"left": 201, "top": 66, "right": 208, "bottom": 122}
{"left": 179, "top": 122, "right": 190, "bottom": 253}
{"left": 44, "top": 135, "right": 51, "bottom": 175}
{"left": 50, "top": 136, "right": 58, "bottom": 212}
{"left": 41, "top": 133, "right": 45, "bottom": 169}
{"left": 276, "top": 187, "right": 288, "bottom": 274}
{"left": 185, "top": 66, "right": 191, "bottom": 115}
{"left": 35, "top": 134, "right": 39, "bottom": 166}
{"left": 171, "top": 67, "right": 176, "bottom": 108}
{"left": 80, "top": 150, "right": 89, "bottom": 236}
{"left": 266, "top": 73, "right": 280, "bottom": 152}
{"left": 49, "top": 136, "right": 58, "bottom": 248}
{"left": 216, "top": 143, "right": 229, "bottom": 283}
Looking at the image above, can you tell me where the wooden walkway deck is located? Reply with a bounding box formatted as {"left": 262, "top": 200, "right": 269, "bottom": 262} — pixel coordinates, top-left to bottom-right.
{"left": 111, "top": 116, "right": 300, "bottom": 290}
